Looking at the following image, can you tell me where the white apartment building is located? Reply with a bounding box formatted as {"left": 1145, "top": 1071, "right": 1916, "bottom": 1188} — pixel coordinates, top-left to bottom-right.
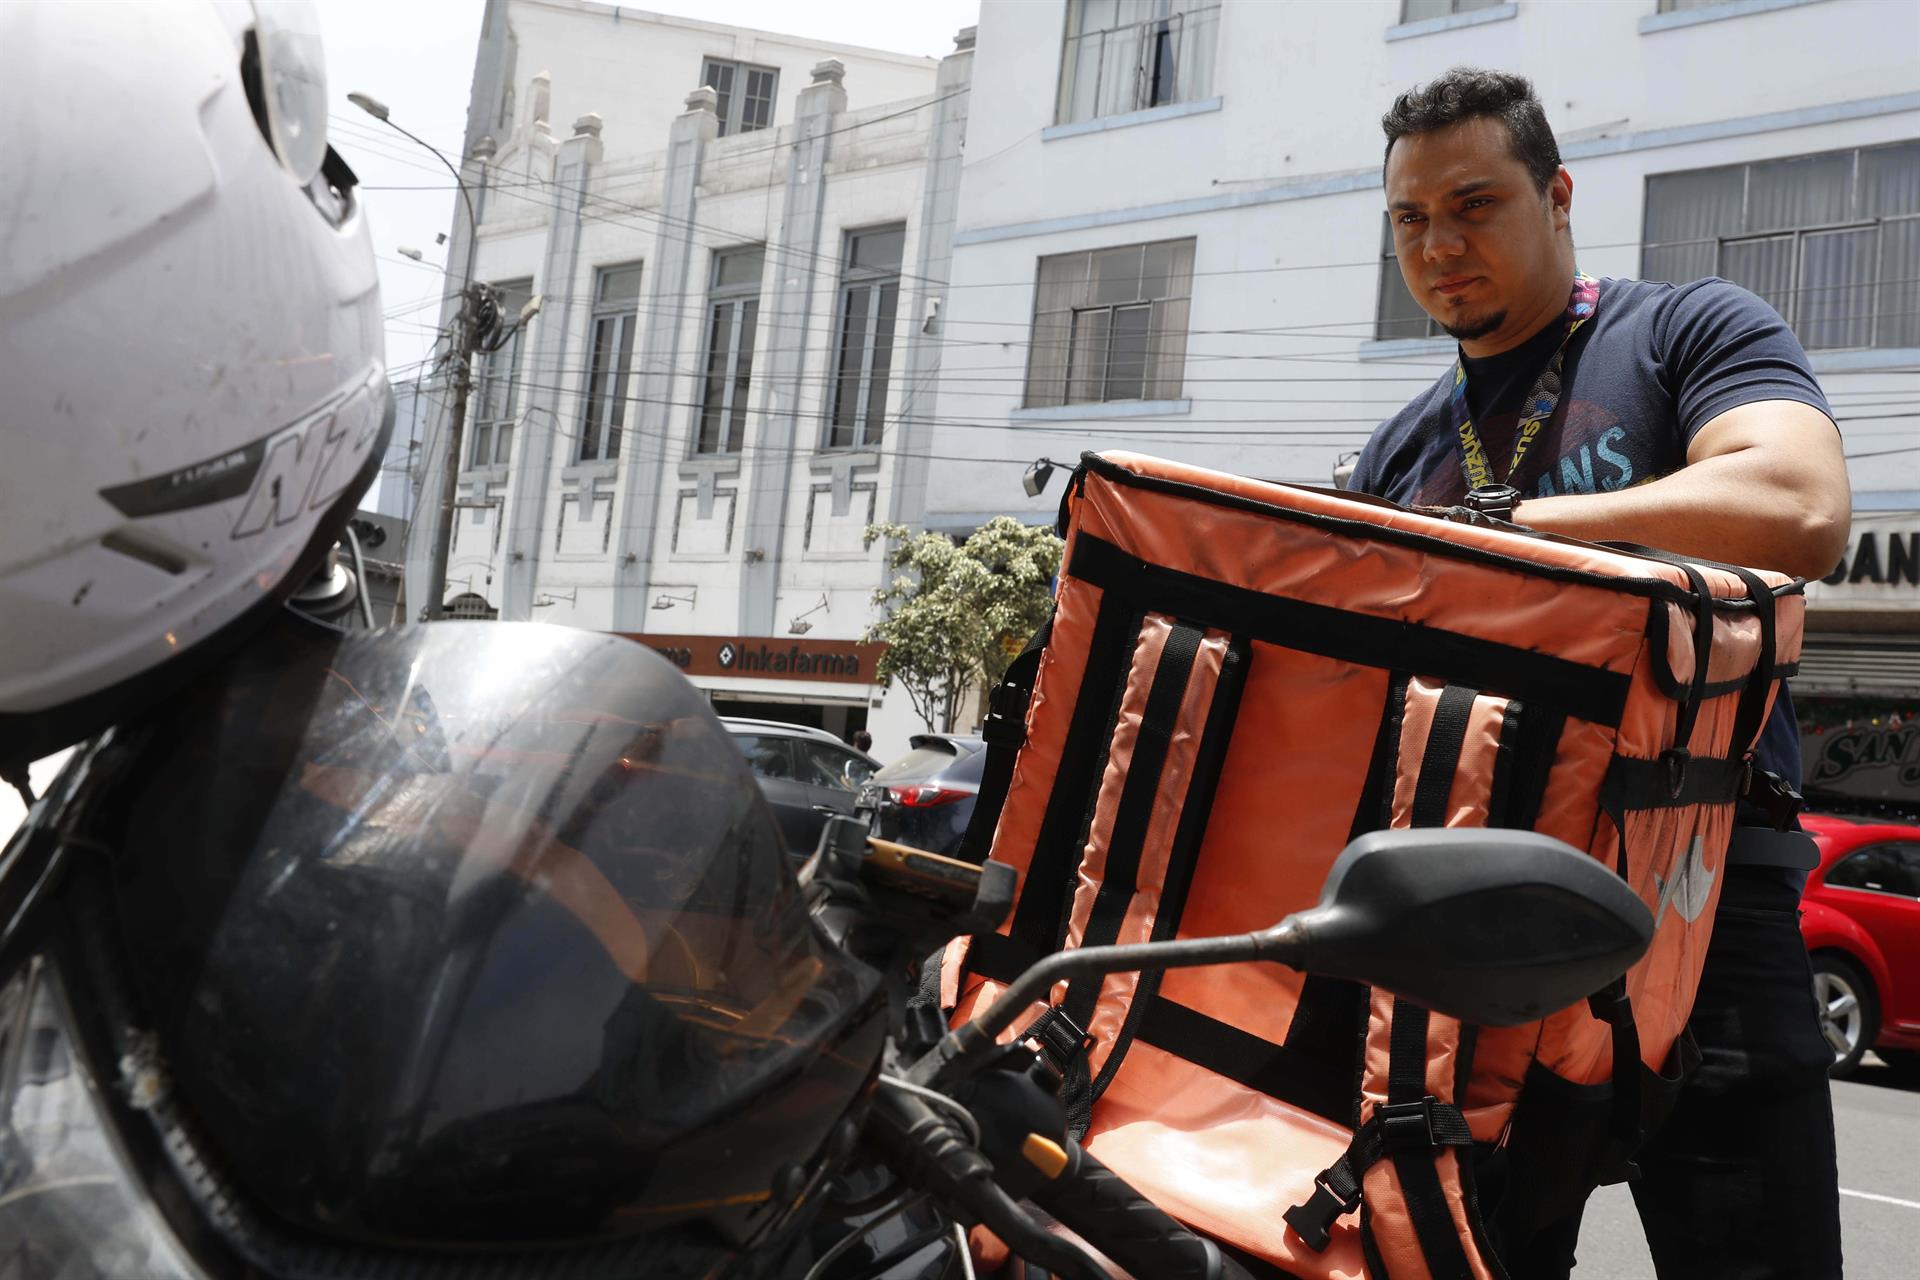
{"left": 926, "top": 0, "right": 1920, "bottom": 807}
{"left": 405, "top": 0, "right": 975, "bottom": 750}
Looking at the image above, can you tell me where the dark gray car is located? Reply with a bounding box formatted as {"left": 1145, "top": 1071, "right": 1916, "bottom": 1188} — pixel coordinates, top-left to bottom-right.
{"left": 722, "top": 717, "right": 879, "bottom": 857}
{"left": 858, "top": 734, "right": 987, "bottom": 857}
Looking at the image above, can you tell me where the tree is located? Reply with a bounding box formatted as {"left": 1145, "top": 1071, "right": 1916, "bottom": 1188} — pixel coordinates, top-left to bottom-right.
{"left": 863, "top": 517, "right": 1063, "bottom": 734}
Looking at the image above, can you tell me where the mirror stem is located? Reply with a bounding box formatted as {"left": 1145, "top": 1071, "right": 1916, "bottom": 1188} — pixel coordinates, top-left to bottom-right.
{"left": 907, "top": 919, "right": 1308, "bottom": 1087}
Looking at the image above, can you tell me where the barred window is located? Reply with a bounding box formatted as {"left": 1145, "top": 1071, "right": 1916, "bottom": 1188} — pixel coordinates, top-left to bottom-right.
{"left": 1024, "top": 238, "right": 1195, "bottom": 407}
{"left": 1642, "top": 141, "right": 1920, "bottom": 350}
{"left": 578, "top": 263, "right": 642, "bottom": 463}
{"left": 1056, "top": 0, "right": 1221, "bottom": 127}
{"left": 700, "top": 58, "right": 778, "bottom": 136}
{"left": 1401, "top": 0, "right": 1503, "bottom": 18}
{"left": 694, "top": 248, "right": 764, "bottom": 454}
{"left": 827, "top": 227, "right": 905, "bottom": 450}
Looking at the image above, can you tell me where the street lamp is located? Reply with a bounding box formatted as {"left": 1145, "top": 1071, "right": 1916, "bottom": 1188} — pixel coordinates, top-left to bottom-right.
{"left": 348, "top": 89, "right": 484, "bottom": 622}
{"left": 1023, "top": 457, "right": 1065, "bottom": 499}
{"left": 788, "top": 594, "right": 830, "bottom": 635}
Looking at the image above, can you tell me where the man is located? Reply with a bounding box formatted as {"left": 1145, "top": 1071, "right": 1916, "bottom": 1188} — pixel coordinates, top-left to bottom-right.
{"left": 1349, "top": 68, "right": 1849, "bottom": 1277}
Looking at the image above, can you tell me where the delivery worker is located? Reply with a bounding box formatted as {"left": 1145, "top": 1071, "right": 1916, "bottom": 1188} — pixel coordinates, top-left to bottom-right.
{"left": 1348, "top": 67, "right": 1850, "bottom": 1277}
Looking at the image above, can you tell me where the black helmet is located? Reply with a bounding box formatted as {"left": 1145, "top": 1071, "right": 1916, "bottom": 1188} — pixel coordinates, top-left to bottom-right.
{"left": 0, "top": 612, "right": 886, "bottom": 1277}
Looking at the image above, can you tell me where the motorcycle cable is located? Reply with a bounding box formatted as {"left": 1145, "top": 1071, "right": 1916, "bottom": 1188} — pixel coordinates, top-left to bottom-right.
{"left": 799, "top": 1192, "right": 929, "bottom": 1280}
{"left": 952, "top": 1223, "right": 977, "bottom": 1280}
{"left": 878, "top": 1074, "right": 981, "bottom": 1147}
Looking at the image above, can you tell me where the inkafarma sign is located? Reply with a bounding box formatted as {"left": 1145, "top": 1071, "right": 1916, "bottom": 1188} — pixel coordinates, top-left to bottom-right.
{"left": 617, "top": 633, "right": 888, "bottom": 685}
{"left": 1801, "top": 697, "right": 1920, "bottom": 809}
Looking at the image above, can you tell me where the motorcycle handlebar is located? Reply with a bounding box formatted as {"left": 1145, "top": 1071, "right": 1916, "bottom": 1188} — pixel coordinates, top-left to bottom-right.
{"left": 1028, "top": 1140, "right": 1256, "bottom": 1280}
{"left": 866, "top": 1084, "right": 1115, "bottom": 1280}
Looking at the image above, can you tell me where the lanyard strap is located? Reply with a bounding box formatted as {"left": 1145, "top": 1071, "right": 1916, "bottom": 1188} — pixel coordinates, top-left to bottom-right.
{"left": 1449, "top": 274, "right": 1600, "bottom": 490}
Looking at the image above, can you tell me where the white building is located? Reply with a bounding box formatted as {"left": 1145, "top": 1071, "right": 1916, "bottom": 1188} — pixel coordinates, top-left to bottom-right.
{"left": 364, "top": 379, "right": 429, "bottom": 523}
{"left": 926, "top": 0, "right": 1920, "bottom": 804}
{"left": 406, "top": 0, "right": 975, "bottom": 752}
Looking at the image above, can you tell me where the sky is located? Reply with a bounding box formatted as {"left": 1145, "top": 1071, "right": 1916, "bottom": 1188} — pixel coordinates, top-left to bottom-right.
{"left": 0, "top": 0, "right": 981, "bottom": 850}
{"left": 314, "top": 0, "right": 981, "bottom": 379}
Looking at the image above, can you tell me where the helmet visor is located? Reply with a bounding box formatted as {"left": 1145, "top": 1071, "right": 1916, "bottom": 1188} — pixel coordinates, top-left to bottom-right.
{"left": 84, "top": 617, "right": 883, "bottom": 1247}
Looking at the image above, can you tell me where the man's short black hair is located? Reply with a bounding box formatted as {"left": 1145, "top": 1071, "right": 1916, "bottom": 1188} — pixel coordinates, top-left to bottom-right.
{"left": 1381, "top": 68, "right": 1562, "bottom": 192}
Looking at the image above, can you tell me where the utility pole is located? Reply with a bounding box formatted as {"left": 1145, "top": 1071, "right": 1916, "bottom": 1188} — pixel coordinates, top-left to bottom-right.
{"left": 420, "top": 288, "right": 481, "bottom": 621}
{"left": 347, "top": 90, "right": 485, "bottom": 624}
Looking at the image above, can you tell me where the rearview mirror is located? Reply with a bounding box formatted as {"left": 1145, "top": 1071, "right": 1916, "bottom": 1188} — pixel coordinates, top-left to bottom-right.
{"left": 1291, "top": 828, "right": 1653, "bottom": 1027}
{"left": 913, "top": 827, "right": 1652, "bottom": 1085}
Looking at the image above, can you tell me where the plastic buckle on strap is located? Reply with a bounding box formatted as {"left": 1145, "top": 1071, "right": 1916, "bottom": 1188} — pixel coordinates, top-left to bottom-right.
{"left": 1660, "top": 747, "right": 1690, "bottom": 800}
{"left": 1378, "top": 1097, "right": 1440, "bottom": 1152}
{"left": 1017, "top": 1007, "right": 1095, "bottom": 1081}
{"left": 1742, "top": 763, "right": 1804, "bottom": 832}
{"left": 982, "top": 683, "right": 1029, "bottom": 750}
{"left": 1283, "top": 1172, "right": 1361, "bottom": 1253}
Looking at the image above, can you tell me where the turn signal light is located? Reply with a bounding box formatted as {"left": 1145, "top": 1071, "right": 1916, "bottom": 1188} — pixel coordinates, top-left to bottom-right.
{"left": 888, "top": 784, "right": 969, "bottom": 808}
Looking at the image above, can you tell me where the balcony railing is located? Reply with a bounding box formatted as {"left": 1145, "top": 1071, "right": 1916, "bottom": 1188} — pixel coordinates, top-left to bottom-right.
{"left": 1056, "top": 3, "right": 1221, "bottom": 126}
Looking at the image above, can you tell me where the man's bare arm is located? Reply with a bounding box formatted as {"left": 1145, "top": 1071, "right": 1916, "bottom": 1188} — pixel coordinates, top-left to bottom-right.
{"left": 1512, "top": 399, "right": 1851, "bottom": 579}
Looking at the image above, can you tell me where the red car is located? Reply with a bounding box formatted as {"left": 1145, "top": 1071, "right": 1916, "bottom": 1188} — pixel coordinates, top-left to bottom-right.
{"left": 1799, "top": 813, "right": 1920, "bottom": 1077}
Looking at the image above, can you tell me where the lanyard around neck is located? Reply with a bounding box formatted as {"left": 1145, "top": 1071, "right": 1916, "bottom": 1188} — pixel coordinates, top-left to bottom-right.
{"left": 1448, "top": 274, "right": 1599, "bottom": 491}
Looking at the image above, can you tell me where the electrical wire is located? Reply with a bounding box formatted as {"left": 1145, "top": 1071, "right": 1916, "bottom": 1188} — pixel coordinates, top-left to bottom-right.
{"left": 343, "top": 523, "right": 377, "bottom": 630}
{"left": 799, "top": 1193, "right": 931, "bottom": 1280}
{"left": 878, "top": 1075, "right": 982, "bottom": 1147}
{"left": 953, "top": 1222, "right": 977, "bottom": 1280}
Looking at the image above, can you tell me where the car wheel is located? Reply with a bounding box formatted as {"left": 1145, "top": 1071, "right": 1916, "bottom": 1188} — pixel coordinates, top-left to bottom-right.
{"left": 1810, "top": 952, "right": 1878, "bottom": 1078}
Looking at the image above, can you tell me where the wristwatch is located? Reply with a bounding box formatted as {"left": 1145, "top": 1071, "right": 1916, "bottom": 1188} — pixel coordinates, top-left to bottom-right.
{"left": 1464, "top": 483, "right": 1522, "bottom": 522}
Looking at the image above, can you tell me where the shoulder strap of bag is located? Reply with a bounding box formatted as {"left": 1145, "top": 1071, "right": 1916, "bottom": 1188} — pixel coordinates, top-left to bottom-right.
{"left": 956, "top": 616, "right": 1052, "bottom": 863}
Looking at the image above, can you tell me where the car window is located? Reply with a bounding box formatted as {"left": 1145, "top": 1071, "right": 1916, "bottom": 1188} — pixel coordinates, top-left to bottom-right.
{"left": 795, "top": 742, "right": 871, "bottom": 792}
{"left": 732, "top": 735, "right": 796, "bottom": 781}
{"left": 872, "top": 743, "right": 962, "bottom": 784}
{"left": 1827, "top": 845, "right": 1920, "bottom": 897}
{"left": 1895, "top": 844, "right": 1920, "bottom": 897}
{"left": 945, "top": 743, "right": 989, "bottom": 784}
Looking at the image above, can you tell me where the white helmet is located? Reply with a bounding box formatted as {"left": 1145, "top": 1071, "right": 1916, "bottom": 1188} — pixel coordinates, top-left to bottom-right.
{"left": 0, "top": 0, "right": 393, "bottom": 769}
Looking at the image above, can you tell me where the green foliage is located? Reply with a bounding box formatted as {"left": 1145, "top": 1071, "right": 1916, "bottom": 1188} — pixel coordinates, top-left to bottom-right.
{"left": 862, "top": 517, "right": 1063, "bottom": 733}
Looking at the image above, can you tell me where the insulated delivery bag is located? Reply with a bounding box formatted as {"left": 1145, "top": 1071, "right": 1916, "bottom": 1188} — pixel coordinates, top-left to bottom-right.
{"left": 938, "top": 451, "right": 1805, "bottom": 1279}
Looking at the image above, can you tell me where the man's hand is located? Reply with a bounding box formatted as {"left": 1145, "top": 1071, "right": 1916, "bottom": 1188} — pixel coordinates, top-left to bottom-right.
{"left": 1512, "top": 400, "right": 1850, "bottom": 579}
{"left": 1413, "top": 504, "right": 1531, "bottom": 532}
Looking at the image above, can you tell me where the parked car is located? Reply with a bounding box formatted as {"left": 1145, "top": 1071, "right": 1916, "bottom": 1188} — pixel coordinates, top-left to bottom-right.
{"left": 858, "top": 734, "right": 987, "bottom": 857}
{"left": 721, "top": 718, "right": 878, "bottom": 858}
{"left": 1799, "top": 813, "right": 1920, "bottom": 1077}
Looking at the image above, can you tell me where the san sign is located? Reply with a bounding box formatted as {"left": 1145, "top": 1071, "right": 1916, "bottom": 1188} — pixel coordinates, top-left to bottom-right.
{"left": 1806, "top": 512, "right": 1920, "bottom": 611}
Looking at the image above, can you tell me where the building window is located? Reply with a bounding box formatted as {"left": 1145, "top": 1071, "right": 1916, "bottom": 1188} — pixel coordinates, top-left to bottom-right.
{"left": 1375, "top": 214, "right": 1444, "bottom": 341}
{"left": 579, "top": 263, "right": 642, "bottom": 463}
{"left": 695, "top": 247, "right": 764, "bottom": 454}
{"left": 1401, "top": 0, "right": 1504, "bottom": 17}
{"left": 444, "top": 592, "right": 499, "bottom": 620}
{"left": 1024, "top": 238, "right": 1195, "bottom": 408}
{"left": 1642, "top": 141, "right": 1920, "bottom": 350}
{"left": 700, "top": 58, "right": 778, "bottom": 136}
{"left": 827, "top": 227, "right": 905, "bottom": 450}
{"left": 469, "top": 278, "right": 533, "bottom": 469}
{"left": 1056, "top": 0, "right": 1221, "bottom": 127}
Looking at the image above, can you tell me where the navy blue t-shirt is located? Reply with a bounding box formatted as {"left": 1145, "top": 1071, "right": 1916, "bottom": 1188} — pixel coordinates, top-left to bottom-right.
{"left": 1348, "top": 277, "right": 1835, "bottom": 800}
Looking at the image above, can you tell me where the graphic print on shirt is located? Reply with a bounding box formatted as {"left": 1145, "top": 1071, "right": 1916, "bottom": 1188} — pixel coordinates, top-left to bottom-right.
{"left": 1408, "top": 398, "right": 1659, "bottom": 508}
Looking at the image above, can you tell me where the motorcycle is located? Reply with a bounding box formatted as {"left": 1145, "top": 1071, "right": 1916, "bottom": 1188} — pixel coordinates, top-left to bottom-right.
{"left": 792, "top": 815, "right": 1650, "bottom": 1280}
{"left": 0, "top": 618, "right": 1651, "bottom": 1280}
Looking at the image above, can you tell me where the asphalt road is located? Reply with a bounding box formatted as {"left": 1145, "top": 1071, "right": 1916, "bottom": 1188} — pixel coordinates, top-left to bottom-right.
{"left": 1575, "top": 1053, "right": 1920, "bottom": 1277}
